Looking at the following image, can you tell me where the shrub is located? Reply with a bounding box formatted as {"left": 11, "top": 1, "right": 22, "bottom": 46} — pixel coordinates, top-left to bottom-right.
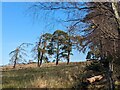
{"left": 85, "top": 61, "right": 103, "bottom": 72}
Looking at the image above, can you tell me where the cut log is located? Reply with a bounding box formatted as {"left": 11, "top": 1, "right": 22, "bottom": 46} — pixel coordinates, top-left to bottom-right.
{"left": 87, "top": 75, "right": 103, "bottom": 83}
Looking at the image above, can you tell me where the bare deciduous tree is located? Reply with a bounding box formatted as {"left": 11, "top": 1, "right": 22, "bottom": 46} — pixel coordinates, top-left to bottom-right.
{"left": 9, "top": 43, "right": 32, "bottom": 68}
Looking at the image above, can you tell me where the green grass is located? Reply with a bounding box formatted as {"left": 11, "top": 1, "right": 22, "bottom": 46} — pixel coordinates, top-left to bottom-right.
{"left": 2, "top": 62, "right": 86, "bottom": 88}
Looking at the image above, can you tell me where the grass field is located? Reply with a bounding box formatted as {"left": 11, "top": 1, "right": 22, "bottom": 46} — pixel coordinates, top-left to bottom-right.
{"left": 1, "top": 62, "right": 88, "bottom": 88}
{"left": 1, "top": 61, "right": 120, "bottom": 89}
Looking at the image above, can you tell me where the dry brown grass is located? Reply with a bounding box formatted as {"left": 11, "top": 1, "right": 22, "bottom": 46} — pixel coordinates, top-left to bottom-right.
{"left": 1, "top": 61, "right": 89, "bottom": 71}
{"left": 2, "top": 62, "right": 88, "bottom": 88}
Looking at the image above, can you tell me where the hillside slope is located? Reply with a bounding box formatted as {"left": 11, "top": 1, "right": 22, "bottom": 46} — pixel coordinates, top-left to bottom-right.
{"left": 2, "top": 62, "right": 88, "bottom": 88}
{"left": 1, "top": 61, "right": 119, "bottom": 89}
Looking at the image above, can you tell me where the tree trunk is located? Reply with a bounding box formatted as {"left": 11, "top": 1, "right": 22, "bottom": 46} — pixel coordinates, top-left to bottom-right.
{"left": 112, "top": 2, "right": 120, "bottom": 59}
{"left": 37, "top": 60, "right": 40, "bottom": 67}
{"left": 40, "top": 52, "right": 43, "bottom": 66}
{"left": 13, "top": 60, "right": 16, "bottom": 68}
{"left": 56, "top": 58, "right": 58, "bottom": 65}
{"left": 40, "top": 42, "right": 46, "bottom": 66}
{"left": 108, "top": 74, "right": 114, "bottom": 90}
{"left": 37, "top": 51, "right": 40, "bottom": 67}
{"left": 13, "top": 53, "right": 18, "bottom": 68}
{"left": 56, "top": 52, "right": 59, "bottom": 65}
{"left": 108, "top": 62, "right": 115, "bottom": 90}
{"left": 67, "top": 50, "right": 70, "bottom": 65}
{"left": 111, "top": 3, "right": 120, "bottom": 89}
{"left": 67, "top": 37, "right": 71, "bottom": 65}
{"left": 56, "top": 43, "right": 59, "bottom": 65}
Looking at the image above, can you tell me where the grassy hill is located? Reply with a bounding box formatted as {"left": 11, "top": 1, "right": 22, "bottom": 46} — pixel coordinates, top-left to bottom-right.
{"left": 1, "top": 61, "right": 120, "bottom": 89}
{"left": 1, "top": 62, "right": 88, "bottom": 88}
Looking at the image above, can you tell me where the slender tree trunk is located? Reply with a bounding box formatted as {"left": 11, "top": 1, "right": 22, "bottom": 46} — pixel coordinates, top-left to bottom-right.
{"left": 13, "top": 53, "right": 18, "bottom": 68}
{"left": 37, "top": 60, "right": 40, "bottom": 67}
{"left": 37, "top": 51, "right": 40, "bottom": 67}
{"left": 67, "top": 38, "right": 71, "bottom": 65}
{"left": 40, "top": 52, "right": 43, "bottom": 66}
{"left": 56, "top": 56, "right": 59, "bottom": 65}
{"left": 13, "top": 59, "right": 16, "bottom": 68}
{"left": 56, "top": 43, "right": 59, "bottom": 65}
{"left": 100, "top": 36, "right": 115, "bottom": 89}
{"left": 37, "top": 36, "right": 42, "bottom": 67}
{"left": 56, "top": 50, "right": 59, "bottom": 65}
{"left": 108, "top": 73, "right": 114, "bottom": 90}
{"left": 108, "top": 61, "right": 115, "bottom": 90}
{"left": 67, "top": 50, "right": 70, "bottom": 65}
{"left": 40, "top": 42, "right": 46, "bottom": 66}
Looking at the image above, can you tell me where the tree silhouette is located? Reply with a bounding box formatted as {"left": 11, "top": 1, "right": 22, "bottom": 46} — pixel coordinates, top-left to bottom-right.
{"left": 39, "top": 33, "right": 52, "bottom": 66}
{"left": 32, "top": 35, "right": 42, "bottom": 67}
{"left": 60, "top": 34, "right": 73, "bottom": 65}
{"left": 9, "top": 43, "right": 32, "bottom": 68}
{"left": 32, "top": 33, "right": 52, "bottom": 67}
{"left": 50, "top": 30, "right": 71, "bottom": 65}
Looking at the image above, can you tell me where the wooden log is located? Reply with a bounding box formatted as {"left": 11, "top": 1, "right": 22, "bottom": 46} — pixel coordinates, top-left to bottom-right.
{"left": 87, "top": 75, "right": 103, "bottom": 83}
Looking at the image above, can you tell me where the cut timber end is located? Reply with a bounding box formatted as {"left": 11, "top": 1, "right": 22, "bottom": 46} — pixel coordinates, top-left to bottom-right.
{"left": 87, "top": 75, "right": 103, "bottom": 83}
